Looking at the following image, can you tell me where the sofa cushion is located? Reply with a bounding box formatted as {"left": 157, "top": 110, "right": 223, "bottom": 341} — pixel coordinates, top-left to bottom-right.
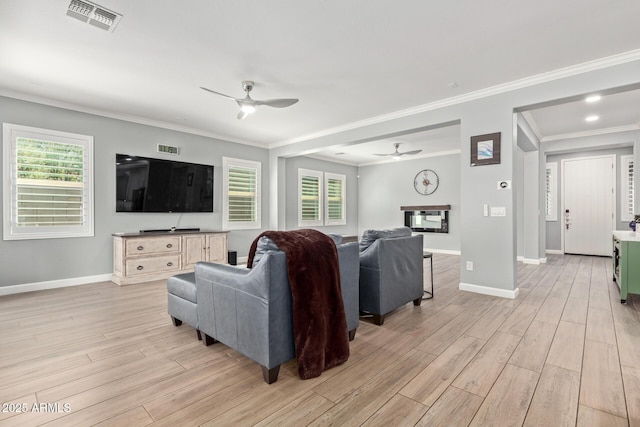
{"left": 359, "top": 227, "right": 412, "bottom": 252}
{"left": 327, "top": 234, "right": 343, "bottom": 245}
{"left": 167, "top": 272, "right": 197, "bottom": 303}
{"left": 251, "top": 236, "right": 281, "bottom": 265}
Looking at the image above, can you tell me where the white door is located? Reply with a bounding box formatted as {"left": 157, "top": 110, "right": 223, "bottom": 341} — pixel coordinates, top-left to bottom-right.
{"left": 562, "top": 155, "right": 615, "bottom": 256}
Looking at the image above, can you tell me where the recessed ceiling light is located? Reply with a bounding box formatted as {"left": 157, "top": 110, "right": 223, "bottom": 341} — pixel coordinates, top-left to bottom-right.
{"left": 585, "top": 115, "right": 599, "bottom": 122}
{"left": 585, "top": 95, "right": 601, "bottom": 103}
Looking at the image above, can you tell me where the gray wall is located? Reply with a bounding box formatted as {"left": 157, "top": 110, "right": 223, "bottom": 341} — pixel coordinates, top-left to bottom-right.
{"left": 283, "top": 156, "right": 359, "bottom": 235}
{"left": 358, "top": 153, "right": 461, "bottom": 252}
{"left": 0, "top": 96, "right": 269, "bottom": 286}
{"left": 545, "top": 145, "right": 634, "bottom": 251}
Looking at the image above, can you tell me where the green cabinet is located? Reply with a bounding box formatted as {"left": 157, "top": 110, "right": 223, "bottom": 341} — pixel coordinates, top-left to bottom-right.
{"left": 613, "top": 231, "right": 640, "bottom": 303}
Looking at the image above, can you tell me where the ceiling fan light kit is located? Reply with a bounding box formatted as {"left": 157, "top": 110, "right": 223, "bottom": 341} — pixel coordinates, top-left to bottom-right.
{"left": 201, "top": 80, "right": 299, "bottom": 120}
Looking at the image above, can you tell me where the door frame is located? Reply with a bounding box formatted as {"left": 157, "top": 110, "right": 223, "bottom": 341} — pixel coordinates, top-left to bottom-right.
{"left": 560, "top": 154, "right": 616, "bottom": 255}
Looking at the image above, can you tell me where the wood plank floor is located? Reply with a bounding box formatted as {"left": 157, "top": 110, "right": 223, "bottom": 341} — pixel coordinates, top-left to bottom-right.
{"left": 1, "top": 254, "right": 639, "bottom": 426}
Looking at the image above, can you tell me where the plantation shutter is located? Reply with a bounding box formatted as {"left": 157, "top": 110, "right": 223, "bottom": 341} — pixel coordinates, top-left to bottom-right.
{"left": 325, "top": 173, "right": 346, "bottom": 225}
{"left": 15, "top": 137, "right": 86, "bottom": 227}
{"left": 301, "top": 175, "right": 320, "bottom": 221}
{"left": 625, "top": 158, "right": 634, "bottom": 218}
{"left": 545, "top": 167, "right": 552, "bottom": 218}
{"left": 227, "top": 165, "right": 257, "bottom": 222}
{"left": 222, "top": 157, "right": 261, "bottom": 230}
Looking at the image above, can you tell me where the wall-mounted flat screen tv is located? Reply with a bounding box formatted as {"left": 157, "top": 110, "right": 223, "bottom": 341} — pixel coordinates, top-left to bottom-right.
{"left": 116, "top": 153, "right": 213, "bottom": 212}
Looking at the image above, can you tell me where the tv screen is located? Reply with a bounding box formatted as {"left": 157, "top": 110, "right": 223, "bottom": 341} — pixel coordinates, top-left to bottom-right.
{"left": 116, "top": 154, "right": 213, "bottom": 212}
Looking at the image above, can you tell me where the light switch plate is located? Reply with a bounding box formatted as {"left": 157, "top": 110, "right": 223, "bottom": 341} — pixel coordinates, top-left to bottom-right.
{"left": 491, "top": 206, "right": 506, "bottom": 216}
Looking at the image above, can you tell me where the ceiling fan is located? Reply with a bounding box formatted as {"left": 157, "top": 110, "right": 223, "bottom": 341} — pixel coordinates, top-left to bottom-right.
{"left": 374, "top": 143, "right": 422, "bottom": 160}
{"left": 200, "top": 81, "right": 299, "bottom": 120}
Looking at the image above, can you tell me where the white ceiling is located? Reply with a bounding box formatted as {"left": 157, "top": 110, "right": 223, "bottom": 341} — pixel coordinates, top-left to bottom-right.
{"left": 1, "top": 0, "right": 640, "bottom": 165}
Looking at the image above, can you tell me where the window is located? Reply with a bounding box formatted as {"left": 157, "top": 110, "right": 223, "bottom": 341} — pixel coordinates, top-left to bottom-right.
{"left": 621, "top": 155, "right": 634, "bottom": 221}
{"left": 325, "top": 172, "right": 346, "bottom": 225}
{"left": 298, "top": 168, "right": 323, "bottom": 226}
{"left": 545, "top": 162, "right": 557, "bottom": 221}
{"left": 298, "top": 169, "right": 347, "bottom": 227}
{"left": 3, "top": 123, "right": 94, "bottom": 240}
{"left": 222, "top": 157, "right": 261, "bottom": 230}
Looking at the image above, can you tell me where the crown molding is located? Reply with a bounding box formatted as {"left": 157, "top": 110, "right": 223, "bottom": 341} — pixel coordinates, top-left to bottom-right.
{"left": 541, "top": 124, "right": 640, "bottom": 142}
{"left": 0, "top": 89, "right": 267, "bottom": 149}
{"left": 271, "top": 49, "right": 640, "bottom": 149}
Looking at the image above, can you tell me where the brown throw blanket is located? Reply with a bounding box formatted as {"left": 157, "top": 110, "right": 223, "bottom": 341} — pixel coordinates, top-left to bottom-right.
{"left": 247, "top": 229, "right": 350, "bottom": 379}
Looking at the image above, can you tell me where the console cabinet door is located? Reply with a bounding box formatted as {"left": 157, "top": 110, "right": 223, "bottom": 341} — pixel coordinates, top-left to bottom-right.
{"left": 206, "top": 234, "right": 227, "bottom": 263}
{"left": 183, "top": 235, "right": 206, "bottom": 269}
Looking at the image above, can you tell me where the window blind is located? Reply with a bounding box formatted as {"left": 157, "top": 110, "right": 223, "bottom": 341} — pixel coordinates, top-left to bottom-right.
{"left": 227, "top": 165, "right": 257, "bottom": 222}
{"left": 327, "top": 177, "right": 343, "bottom": 221}
{"left": 300, "top": 175, "right": 320, "bottom": 221}
{"left": 626, "top": 159, "right": 634, "bottom": 217}
{"left": 16, "top": 138, "right": 86, "bottom": 227}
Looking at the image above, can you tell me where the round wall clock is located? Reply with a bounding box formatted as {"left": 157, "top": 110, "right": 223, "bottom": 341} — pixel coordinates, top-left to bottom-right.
{"left": 413, "top": 169, "right": 439, "bottom": 195}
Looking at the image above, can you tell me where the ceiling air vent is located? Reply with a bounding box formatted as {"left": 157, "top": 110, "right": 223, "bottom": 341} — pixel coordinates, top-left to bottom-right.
{"left": 66, "top": 0, "right": 122, "bottom": 32}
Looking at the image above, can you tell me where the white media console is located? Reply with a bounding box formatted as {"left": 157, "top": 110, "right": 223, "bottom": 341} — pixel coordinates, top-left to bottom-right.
{"left": 112, "top": 229, "right": 228, "bottom": 285}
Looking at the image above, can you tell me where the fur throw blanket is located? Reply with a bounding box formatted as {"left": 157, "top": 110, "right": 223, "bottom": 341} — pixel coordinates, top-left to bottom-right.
{"left": 247, "top": 229, "right": 350, "bottom": 379}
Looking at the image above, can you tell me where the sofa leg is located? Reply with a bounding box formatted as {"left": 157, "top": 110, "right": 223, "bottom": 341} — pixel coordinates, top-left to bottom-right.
{"left": 202, "top": 333, "right": 217, "bottom": 346}
{"left": 262, "top": 365, "right": 280, "bottom": 384}
{"left": 413, "top": 297, "right": 422, "bottom": 306}
{"left": 171, "top": 316, "right": 182, "bottom": 327}
{"left": 348, "top": 328, "right": 357, "bottom": 341}
{"left": 373, "top": 314, "right": 384, "bottom": 326}
{"left": 196, "top": 330, "right": 202, "bottom": 341}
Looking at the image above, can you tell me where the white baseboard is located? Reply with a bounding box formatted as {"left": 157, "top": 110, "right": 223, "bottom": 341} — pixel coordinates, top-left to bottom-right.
{"left": 522, "top": 258, "right": 541, "bottom": 265}
{"left": 237, "top": 256, "right": 249, "bottom": 266}
{"left": 0, "top": 274, "right": 113, "bottom": 296}
{"left": 540, "top": 257, "right": 548, "bottom": 264}
{"left": 517, "top": 256, "right": 524, "bottom": 262}
{"left": 459, "top": 282, "right": 520, "bottom": 299}
{"left": 424, "top": 248, "right": 461, "bottom": 255}
{"left": 546, "top": 249, "right": 563, "bottom": 255}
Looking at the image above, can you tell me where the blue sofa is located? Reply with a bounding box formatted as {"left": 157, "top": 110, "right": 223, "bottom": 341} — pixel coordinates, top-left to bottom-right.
{"left": 194, "top": 236, "right": 359, "bottom": 383}
{"left": 359, "top": 227, "right": 424, "bottom": 325}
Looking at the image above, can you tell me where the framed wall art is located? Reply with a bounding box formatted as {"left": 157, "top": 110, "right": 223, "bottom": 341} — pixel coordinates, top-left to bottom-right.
{"left": 470, "top": 132, "right": 501, "bottom": 166}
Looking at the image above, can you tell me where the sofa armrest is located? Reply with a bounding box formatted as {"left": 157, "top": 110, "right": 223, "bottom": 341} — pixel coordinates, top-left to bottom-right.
{"left": 195, "top": 252, "right": 294, "bottom": 369}
{"left": 336, "top": 241, "right": 359, "bottom": 333}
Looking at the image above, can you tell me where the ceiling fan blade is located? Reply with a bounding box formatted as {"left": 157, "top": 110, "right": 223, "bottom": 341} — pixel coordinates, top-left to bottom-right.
{"left": 200, "top": 87, "right": 239, "bottom": 101}
{"left": 254, "top": 98, "right": 299, "bottom": 108}
{"left": 237, "top": 110, "right": 249, "bottom": 120}
{"left": 373, "top": 153, "right": 393, "bottom": 156}
{"left": 401, "top": 149, "right": 422, "bottom": 155}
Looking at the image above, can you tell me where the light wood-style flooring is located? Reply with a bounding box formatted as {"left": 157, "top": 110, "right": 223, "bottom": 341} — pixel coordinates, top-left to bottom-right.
{"left": 1, "top": 254, "right": 640, "bottom": 426}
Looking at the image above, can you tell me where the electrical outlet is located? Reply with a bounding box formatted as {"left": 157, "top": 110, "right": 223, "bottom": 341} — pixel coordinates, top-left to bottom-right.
{"left": 466, "top": 261, "right": 473, "bottom": 271}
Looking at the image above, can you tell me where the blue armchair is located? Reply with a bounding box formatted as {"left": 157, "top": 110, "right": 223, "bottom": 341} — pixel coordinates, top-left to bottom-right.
{"left": 358, "top": 227, "right": 424, "bottom": 325}
{"left": 195, "top": 237, "right": 359, "bottom": 383}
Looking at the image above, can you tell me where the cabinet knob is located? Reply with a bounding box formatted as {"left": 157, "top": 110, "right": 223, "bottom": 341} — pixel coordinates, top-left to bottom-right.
{"left": 137, "top": 246, "right": 144, "bottom": 251}
{"left": 167, "top": 262, "right": 173, "bottom": 267}
{"left": 137, "top": 265, "right": 144, "bottom": 270}
{"left": 166, "top": 243, "right": 173, "bottom": 248}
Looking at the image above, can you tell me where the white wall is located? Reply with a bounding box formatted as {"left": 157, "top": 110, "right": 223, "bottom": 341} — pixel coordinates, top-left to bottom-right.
{"left": 545, "top": 144, "right": 634, "bottom": 251}
{"left": 358, "top": 153, "right": 461, "bottom": 253}
{"left": 283, "top": 156, "right": 359, "bottom": 235}
{"left": 0, "top": 96, "right": 270, "bottom": 287}
{"left": 270, "top": 58, "right": 640, "bottom": 296}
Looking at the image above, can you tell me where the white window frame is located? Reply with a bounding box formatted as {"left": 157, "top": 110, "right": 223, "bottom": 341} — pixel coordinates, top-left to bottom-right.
{"left": 621, "top": 155, "right": 634, "bottom": 221}
{"left": 3, "top": 123, "right": 94, "bottom": 240}
{"left": 545, "top": 162, "right": 558, "bottom": 221}
{"left": 324, "top": 172, "right": 346, "bottom": 226}
{"left": 298, "top": 168, "right": 323, "bottom": 227}
{"left": 222, "top": 157, "right": 261, "bottom": 230}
